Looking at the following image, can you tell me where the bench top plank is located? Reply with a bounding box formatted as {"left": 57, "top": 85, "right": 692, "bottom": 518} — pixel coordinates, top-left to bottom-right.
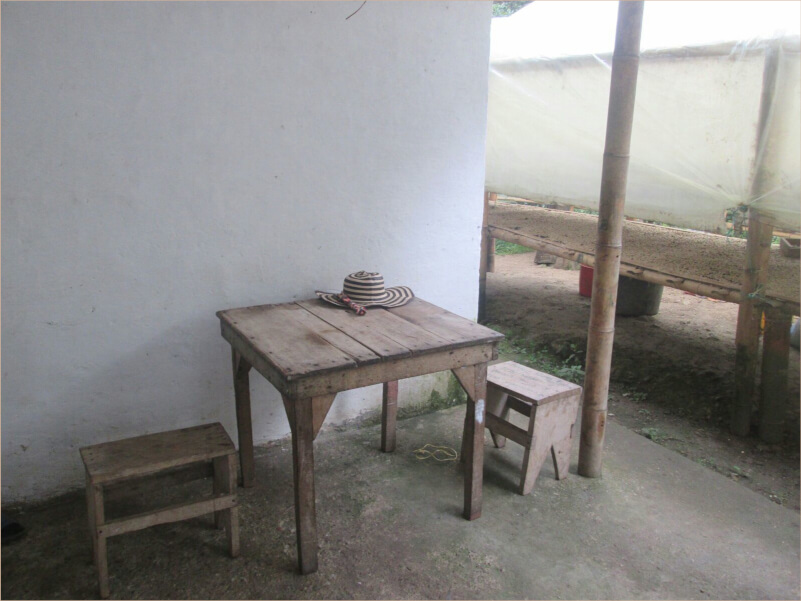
{"left": 80, "top": 423, "right": 235, "bottom": 484}
{"left": 488, "top": 361, "right": 581, "bottom": 405}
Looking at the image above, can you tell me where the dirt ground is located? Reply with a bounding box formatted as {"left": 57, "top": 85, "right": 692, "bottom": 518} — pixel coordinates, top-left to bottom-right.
{"left": 486, "top": 252, "right": 800, "bottom": 511}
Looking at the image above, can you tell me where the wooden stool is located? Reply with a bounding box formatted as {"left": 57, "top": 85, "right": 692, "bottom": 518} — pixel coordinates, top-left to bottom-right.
{"left": 480, "top": 361, "right": 582, "bottom": 495}
{"left": 80, "top": 423, "right": 240, "bottom": 598}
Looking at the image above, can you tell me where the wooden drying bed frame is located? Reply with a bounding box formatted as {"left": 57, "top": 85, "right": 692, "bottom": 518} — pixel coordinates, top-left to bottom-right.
{"left": 487, "top": 203, "right": 800, "bottom": 314}
{"left": 480, "top": 200, "right": 799, "bottom": 444}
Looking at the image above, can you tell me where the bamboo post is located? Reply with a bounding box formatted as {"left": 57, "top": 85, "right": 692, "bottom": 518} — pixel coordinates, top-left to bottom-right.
{"left": 478, "top": 190, "right": 491, "bottom": 322}
{"left": 577, "top": 1, "right": 644, "bottom": 478}
{"left": 758, "top": 306, "right": 791, "bottom": 444}
{"left": 732, "top": 42, "right": 782, "bottom": 436}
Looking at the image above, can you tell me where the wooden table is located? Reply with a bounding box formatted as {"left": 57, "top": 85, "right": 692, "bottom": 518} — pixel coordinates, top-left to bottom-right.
{"left": 217, "top": 297, "right": 503, "bottom": 574}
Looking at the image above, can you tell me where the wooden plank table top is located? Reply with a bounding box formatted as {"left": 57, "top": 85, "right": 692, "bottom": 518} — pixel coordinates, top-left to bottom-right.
{"left": 217, "top": 297, "right": 504, "bottom": 398}
{"left": 217, "top": 296, "right": 504, "bottom": 575}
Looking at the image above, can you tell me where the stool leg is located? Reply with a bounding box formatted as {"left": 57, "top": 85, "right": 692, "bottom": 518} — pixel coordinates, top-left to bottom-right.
{"left": 551, "top": 437, "right": 573, "bottom": 480}
{"left": 214, "top": 455, "right": 240, "bottom": 558}
{"left": 519, "top": 443, "right": 549, "bottom": 496}
{"left": 486, "top": 389, "right": 509, "bottom": 448}
{"left": 86, "top": 480, "right": 109, "bottom": 598}
{"left": 551, "top": 397, "right": 580, "bottom": 480}
{"left": 213, "top": 457, "right": 226, "bottom": 530}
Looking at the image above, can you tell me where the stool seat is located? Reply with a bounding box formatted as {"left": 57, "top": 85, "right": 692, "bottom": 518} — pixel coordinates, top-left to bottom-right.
{"left": 487, "top": 361, "right": 581, "bottom": 406}
{"left": 471, "top": 361, "right": 582, "bottom": 496}
{"left": 81, "top": 423, "right": 235, "bottom": 484}
{"left": 80, "top": 422, "right": 239, "bottom": 598}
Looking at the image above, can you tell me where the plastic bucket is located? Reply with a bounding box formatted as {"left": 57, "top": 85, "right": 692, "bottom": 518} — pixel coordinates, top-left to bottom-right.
{"left": 616, "top": 275, "right": 664, "bottom": 316}
{"left": 579, "top": 265, "right": 593, "bottom": 298}
{"left": 578, "top": 267, "right": 663, "bottom": 316}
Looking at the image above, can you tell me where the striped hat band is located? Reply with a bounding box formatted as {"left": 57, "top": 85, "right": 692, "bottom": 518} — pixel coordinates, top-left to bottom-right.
{"left": 316, "top": 271, "right": 414, "bottom": 308}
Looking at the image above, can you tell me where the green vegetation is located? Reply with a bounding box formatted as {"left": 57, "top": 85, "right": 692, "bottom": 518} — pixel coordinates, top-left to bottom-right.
{"left": 724, "top": 206, "right": 781, "bottom": 245}
{"left": 488, "top": 324, "right": 585, "bottom": 385}
{"left": 494, "top": 240, "right": 534, "bottom": 255}
{"left": 622, "top": 390, "right": 648, "bottom": 403}
{"left": 394, "top": 374, "right": 469, "bottom": 420}
{"left": 640, "top": 427, "right": 668, "bottom": 443}
{"left": 492, "top": 1, "right": 531, "bottom": 18}
{"left": 359, "top": 374, "right": 468, "bottom": 427}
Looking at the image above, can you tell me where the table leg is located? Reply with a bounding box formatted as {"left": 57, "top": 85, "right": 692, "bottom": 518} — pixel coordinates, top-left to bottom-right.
{"left": 290, "top": 396, "right": 318, "bottom": 574}
{"left": 453, "top": 363, "right": 488, "bottom": 521}
{"left": 381, "top": 380, "right": 399, "bottom": 452}
{"left": 232, "top": 349, "right": 254, "bottom": 488}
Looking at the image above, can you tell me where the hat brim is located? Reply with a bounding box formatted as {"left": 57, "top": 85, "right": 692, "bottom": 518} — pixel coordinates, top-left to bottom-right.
{"left": 316, "top": 286, "right": 414, "bottom": 308}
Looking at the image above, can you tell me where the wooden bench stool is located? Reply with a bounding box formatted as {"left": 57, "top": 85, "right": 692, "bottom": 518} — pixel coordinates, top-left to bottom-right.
{"left": 479, "top": 361, "right": 582, "bottom": 495}
{"left": 80, "top": 423, "right": 240, "bottom": 598}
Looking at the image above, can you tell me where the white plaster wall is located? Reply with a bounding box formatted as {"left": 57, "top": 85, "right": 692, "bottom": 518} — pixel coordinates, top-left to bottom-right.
{"left": 1, "top": 1, "right": 492, "bottom": 502}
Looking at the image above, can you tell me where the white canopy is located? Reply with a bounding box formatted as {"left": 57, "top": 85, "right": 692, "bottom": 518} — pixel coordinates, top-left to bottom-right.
{"left": 486, "top": 1, "right": 801, "bottom": 232}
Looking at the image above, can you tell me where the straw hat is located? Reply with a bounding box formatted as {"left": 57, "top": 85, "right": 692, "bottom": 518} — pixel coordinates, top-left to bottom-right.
{"left": 316, "top": 271, "right": 414, "bottom": 308}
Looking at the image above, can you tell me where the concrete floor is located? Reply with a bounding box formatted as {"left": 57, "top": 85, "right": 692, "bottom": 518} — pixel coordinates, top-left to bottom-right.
{"left": 2, "top": 405, "right": 799, "bottom": 600}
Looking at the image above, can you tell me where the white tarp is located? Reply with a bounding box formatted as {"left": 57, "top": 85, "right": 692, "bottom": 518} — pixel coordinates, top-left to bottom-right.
{"left": 486, "top": 1, "right": 801, "bottom": 232}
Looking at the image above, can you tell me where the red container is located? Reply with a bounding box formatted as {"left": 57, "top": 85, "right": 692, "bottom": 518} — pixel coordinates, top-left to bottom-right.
{"left": 579, "top": 265, "right": 593, "bottom": 298}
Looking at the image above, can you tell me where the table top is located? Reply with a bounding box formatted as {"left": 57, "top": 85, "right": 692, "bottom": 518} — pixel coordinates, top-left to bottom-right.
{"left": 217, "top": 297, "right": 503, "bottom": 385}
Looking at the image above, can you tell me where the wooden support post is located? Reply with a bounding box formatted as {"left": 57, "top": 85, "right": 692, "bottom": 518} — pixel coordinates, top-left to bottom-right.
{"left": 732, "top": 212, "right": 774, "bottom": 435}
{"left": 381, "top": 380, "right": 398, "bottom": 452}
{"left": 732, "top": 41, "right": 787, "bottom": 436}
{"left": 478, "top": 191, "right": 492, "bottom": 322}
{"left": 758, "top": 307, "right": 791, "bottom": 444}
{"left": 232, "top": 350, "right": 254, "bottom": 487}
{"left": 578, "top": 0, "right": 644, "bottom": 478}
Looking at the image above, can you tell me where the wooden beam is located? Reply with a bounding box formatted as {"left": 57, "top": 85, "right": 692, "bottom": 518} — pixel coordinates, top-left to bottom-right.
{"left": 98, "top": 494, "right": 237, "bottom": 538}
{"left": 758, "top": 307, "right": 792, "bottom": 444}
{"left": 578, "top": 1, "right": 644, "bottom": 478}
{"left": 486, "top": 412, "right": 530, "bottom": 448}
